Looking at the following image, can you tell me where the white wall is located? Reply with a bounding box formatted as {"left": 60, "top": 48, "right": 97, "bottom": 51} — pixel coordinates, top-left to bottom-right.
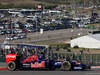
{"left": 71, "top": 35, "right": 100, "bottom": 49}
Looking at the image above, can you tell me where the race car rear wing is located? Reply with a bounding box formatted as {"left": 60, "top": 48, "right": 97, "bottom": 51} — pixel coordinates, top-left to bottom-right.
{"left": 6, "top": 54, "right": 17, "bottom": 63}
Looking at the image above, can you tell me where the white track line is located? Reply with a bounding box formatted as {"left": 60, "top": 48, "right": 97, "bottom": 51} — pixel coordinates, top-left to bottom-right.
{"left": 85, "top": 73, "right": 100, "bottom": 75}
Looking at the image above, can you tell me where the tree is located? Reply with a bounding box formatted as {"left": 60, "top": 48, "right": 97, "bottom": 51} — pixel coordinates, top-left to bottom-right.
{"left": 28, "top": 37, "right": 31, "bottom": 42}
{"left": 93, "top": 0, "right": 97, "bottom": 4}
{"left": 78, "top": 0, "right": 84, "bottom": 4}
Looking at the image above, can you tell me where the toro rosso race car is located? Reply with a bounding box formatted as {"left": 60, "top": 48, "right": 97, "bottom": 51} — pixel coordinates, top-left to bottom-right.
{"left": 6, "top": 53, "right": 91, "bottom": 71}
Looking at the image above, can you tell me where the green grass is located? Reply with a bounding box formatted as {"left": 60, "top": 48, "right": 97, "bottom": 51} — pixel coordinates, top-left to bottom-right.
{"left": 69, "top": 47, "right": 100, "bottom": 51}
{"left": 87, "top": 23, "right": 100, "bottom": 26}
{"left": 44, "top": 42, "right": 66, "bottom": 46}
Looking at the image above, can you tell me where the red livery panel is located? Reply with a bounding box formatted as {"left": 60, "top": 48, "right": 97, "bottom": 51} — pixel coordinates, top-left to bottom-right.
{"left": 22, "top": 55, "right": 38, "bottom": 63}
{"left": 6, "top": 54, "right": 17, "bottom": 63}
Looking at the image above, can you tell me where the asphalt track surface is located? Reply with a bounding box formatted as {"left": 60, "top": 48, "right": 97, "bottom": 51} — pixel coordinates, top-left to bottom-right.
{"left": 0, "top": 69, "right": 100, "bottom": 75}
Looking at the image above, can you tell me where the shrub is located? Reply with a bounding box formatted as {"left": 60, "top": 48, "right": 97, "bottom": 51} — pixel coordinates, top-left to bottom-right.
{"left": 73, "top": 45, "right": 79, "bottom": 48}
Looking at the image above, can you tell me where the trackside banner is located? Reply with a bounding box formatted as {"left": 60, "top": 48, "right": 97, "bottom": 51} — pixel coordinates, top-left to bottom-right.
{"left": 91, "top": 66, "right": 100, "bottom": 69}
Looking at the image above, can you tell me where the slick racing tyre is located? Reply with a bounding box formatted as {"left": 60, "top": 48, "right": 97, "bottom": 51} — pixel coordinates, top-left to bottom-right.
{"left": 61, "top": 61, "right": 71, "bottom": 71}
{"left": 7, "top": 61, "right": 16, "bottom": 71}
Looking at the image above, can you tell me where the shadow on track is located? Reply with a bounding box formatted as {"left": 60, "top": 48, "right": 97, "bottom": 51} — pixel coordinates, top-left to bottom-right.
{"left": 14, "top": 68, "right": 92, "bottom": 72}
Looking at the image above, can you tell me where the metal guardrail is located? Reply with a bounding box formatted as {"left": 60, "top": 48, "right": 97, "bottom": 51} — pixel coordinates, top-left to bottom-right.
{"left": 54, "top": 53, "right": 100, "bottom": 66}
{"left": 0, "top": 56, "right": 6, "bottom": 62}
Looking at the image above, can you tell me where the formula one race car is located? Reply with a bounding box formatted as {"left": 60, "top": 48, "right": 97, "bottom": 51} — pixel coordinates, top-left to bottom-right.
{"left": 6, "top": 53, "right": 91, "bottom": 71}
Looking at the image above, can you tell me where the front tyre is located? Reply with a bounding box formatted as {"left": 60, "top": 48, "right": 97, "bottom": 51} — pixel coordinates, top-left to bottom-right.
{"left": 7, "top": 61, "right": 16, "bottom": 71}
{"left": 61, "top": 61, "right": 71, "bottom": 71}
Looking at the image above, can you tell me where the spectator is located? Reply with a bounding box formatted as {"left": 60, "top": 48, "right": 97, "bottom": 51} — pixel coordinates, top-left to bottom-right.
{"left": 31, "top": 47, "right": 35, "bottom": 54}
{"left": 88, "top": 60, "right": 90, "bottom": 65}
{"left": 6, "top": 49, "right": 9, "bottom": 54}
{"left": 88, "top": 49, "right": 89, "bottom": 52}
{"left": 1, "top": 48, "right": 3, "bottom": 56}
{"left": 66, "top": 56, "right": 70, "bottom": 61}
{"left": 79, "top": 54, "right": 82, "bottom": 62}
{"left": 80, "top": 50, "right": 83, "bottom": 54}
{"left": 8, "top": 49, "right": 11, "bottom": 54}
{"left": 70, "top": 54, "right": 73, "bottom": 61}
{"left": 10, "top": 47, "right": 14, "bottom": 53}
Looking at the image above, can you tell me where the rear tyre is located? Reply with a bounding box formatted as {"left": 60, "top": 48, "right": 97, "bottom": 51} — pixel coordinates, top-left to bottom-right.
{"left": 8, "top": 61, "right": 16, "bottom": 71}
{"left": 61, "top": 61, "right": 71, "bottom": 71}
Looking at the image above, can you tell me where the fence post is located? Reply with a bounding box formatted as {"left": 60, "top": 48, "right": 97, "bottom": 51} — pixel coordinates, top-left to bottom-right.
{"left": 65, "top": 51, "right": 66, "bottom": 60}
{"left": 77, "top": 53, "right": 79, "bottom": 61}
{"left": 58, "top": 52, "right": 59, "bottom": 60}
{"left": 84, "top": 54, "right": 86, "bottom": 64}
{"left": 5, "top": 49, "right": 7, "bottom": 56}
{"left": 72, "top": 53, "right": 74, "bottom": 60}
{"left": 98, "top": 54, "right": 100, "bottom": 65}
{"left": 96, "top": 54, "right": 98, "bottom": 65}
{"left": 0, "top": 44, "right": 1, "bottom": 55}
{"left": 90, "top": 54, "right": 92, "bottom": 65}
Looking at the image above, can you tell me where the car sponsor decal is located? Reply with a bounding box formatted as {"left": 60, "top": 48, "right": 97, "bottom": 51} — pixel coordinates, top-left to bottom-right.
{"left": 55, "top": 62, "right": 62, "bottom": 65}
{"left": 31, "top": 61, "right": 45, "bottom": 68}
{"left": 74, "top": 67, "right": 82, "bottom": 70}
{"left": 23, "top": 63, "right": 30, "bottom": 67}
{"left": 6, "top": 55, "right": 16, "bottom": 58}
{"left": 23, "top": 63, "right": 30, "bottom": 66}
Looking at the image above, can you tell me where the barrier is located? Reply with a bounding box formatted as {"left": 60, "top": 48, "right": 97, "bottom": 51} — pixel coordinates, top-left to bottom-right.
{"left": 91, "top": 66, "right": 100, "bottom": 69}
{"left": 0, "top": 67, "right": 8, "bottom": 70}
